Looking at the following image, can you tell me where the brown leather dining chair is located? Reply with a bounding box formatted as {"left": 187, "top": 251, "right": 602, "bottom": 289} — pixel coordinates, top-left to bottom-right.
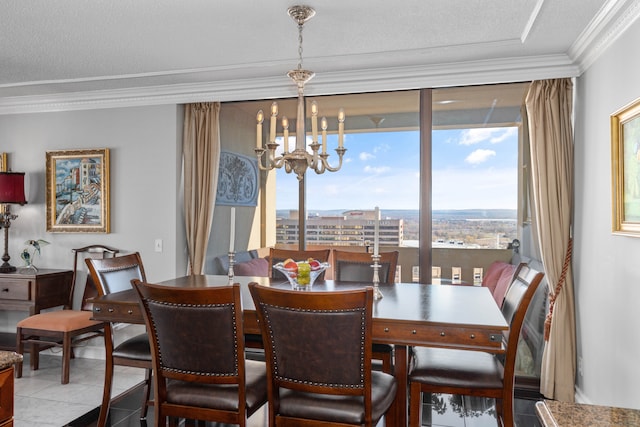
{"left": 16, "top": 245, "right": 118, "bottom": 384}
{"left": 132, "top": 280, "right": 268, "bottom": 426}
{"left": 86, "top": 252, "right": 153, "bottom": 426}
{"left": 333, "top": 249, "right": 399, "bottom": 284}
{"left": 249, "top": 282, "right": 397, "bottom": 427}
{"left": 332, "top": 249, "right": 399, "bottom": 374}
{"left": 408, "top": 265, "right": 545, "bottom": 427}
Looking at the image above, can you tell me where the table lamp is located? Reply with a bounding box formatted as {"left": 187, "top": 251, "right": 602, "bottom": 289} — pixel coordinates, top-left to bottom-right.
{"left": 0, "top": 172, "right": 27, "bottom": 273}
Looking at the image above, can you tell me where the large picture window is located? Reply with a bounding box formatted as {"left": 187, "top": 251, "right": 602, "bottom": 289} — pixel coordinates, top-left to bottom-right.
{"left": 222, "top": 81, "right": 543, "bottom": 388}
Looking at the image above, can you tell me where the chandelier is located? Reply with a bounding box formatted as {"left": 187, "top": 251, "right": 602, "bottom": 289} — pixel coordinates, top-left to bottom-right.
{"left": 255, "top": 5, "right": 346, "bottom": 181}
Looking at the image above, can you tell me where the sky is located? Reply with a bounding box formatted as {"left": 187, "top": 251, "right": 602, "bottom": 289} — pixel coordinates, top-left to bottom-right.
{"left": 275, "top": 127, "right": 518, "bottom": 211}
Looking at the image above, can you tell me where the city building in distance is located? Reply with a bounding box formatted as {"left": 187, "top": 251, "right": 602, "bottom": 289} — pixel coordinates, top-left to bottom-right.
{"left": 276, "top": 209, "right": 403, "bottom": 247}
{"left": 276, "top": 209, "right": 516, "bottom": 249}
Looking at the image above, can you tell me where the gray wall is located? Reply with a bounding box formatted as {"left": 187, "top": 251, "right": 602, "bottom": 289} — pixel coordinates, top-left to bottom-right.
{"left": 574, "top": 17, "right": 640, "bottom": 407}
{"left": 0, "top": 105, "right": 187, "bottom": 338}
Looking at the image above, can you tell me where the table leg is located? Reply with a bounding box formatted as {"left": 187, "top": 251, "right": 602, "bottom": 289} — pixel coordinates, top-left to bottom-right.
{"left": 394, "top": 344, "right": 408, "bottom": 426}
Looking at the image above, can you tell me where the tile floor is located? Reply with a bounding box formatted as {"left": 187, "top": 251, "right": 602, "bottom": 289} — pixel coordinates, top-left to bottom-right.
{"left": 15, "top": 353, "right": 542, "bottom": 427}
{"left": 14, "top": 353, "right": 145, "bottom": 427}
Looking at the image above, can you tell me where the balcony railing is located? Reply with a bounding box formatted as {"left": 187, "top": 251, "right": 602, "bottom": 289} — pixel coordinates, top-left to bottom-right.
{"left": 275, "top": 243, "right": 512, "bottom": 284}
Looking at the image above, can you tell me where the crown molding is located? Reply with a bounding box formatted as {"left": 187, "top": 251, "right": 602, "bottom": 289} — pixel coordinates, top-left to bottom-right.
{"left": 570, "top": 0, "right": 640, "bottom": 72}
{"left": 0, "top": 54, "right": 580, "bottom": 115}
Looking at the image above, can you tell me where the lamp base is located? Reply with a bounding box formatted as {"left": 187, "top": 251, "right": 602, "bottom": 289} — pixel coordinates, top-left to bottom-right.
{"left": 0, "top": 263, "right": 16, "bottom": 273}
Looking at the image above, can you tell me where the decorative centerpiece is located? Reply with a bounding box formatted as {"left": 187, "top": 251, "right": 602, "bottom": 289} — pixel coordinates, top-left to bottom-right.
{"left": 273, "top": 258, "right": 329, "bottom": 290}
{"left": 20, "top": 239, "right": 49, "bottom": 272}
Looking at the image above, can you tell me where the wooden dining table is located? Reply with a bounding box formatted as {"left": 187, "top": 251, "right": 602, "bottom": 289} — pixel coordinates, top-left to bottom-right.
{"left": 91, "top": 274, "right": 508, "bottom": 427}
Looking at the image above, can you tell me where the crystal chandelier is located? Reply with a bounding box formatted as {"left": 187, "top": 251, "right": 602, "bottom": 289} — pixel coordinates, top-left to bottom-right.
{"left": 255, "top": 5, "right": 346, "bottom": 181}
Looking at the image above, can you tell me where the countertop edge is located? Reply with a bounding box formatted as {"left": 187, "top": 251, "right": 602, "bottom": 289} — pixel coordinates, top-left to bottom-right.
{"left": 0, "top": 350, "right": 22, "bottom": 370}
{"left": 535, "top": 401, "right": 559, "bottom": 427}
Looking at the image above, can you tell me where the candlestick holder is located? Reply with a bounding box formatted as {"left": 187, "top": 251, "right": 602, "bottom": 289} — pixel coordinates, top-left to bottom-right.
{"left": 227, "top": 251, "right": 235, "bottom": 285}
{"left": 371, "top": 254, "right": 383, "bottom": 300}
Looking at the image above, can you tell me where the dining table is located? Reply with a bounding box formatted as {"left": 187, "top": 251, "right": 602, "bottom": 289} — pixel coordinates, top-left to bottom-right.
{"left": 91, "top": 274, "right": 509, "bottom": 427}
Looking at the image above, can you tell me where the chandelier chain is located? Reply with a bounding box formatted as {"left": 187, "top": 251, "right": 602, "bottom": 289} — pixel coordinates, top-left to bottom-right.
{"left": 297, "top": 22, "right": 304, "bottom": 70}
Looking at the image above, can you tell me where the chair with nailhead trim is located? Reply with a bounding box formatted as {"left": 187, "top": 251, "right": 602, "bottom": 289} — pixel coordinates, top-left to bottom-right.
{"left": 249, "top": 282, "right": 397, "bottom": 427}
{"left": 132, "top": 281, "right": 268, "bottom": 426}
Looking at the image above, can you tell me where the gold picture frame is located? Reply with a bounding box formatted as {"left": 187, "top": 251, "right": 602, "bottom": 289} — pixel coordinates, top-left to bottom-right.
{"left": 46, "top": 148, "right": 110, "bottom": 233}
{"left": 612, "top": 98, "right": 640, "bottom": 235}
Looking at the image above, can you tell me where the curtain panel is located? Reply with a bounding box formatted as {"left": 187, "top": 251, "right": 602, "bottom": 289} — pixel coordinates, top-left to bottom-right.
{"left": 183, "top": 102, "right": 221, "bottom": 275}
{"left": 525, "top": 79, "right": 576, "bottom": 401}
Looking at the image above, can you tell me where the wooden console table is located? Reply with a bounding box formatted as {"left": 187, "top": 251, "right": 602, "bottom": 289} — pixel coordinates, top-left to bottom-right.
{"left": 0, "top": 269, "right": 73, "bottom": 351}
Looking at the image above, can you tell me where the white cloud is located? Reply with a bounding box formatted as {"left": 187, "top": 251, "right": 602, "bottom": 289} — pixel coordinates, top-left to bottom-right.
{"left": 364, "top": 165, "right": 391, "bottom": 174}
{"left": 373, "top": 143, "right": 391, "bottom": 154}
{"left": 459, "top": 127, "right": 515, "bottom": 146}
{"left": 465, "top": 149, "right": 496, "bottom": 165}
{"left": 490, "top": 127, "right": 517, "bottom": 144}
{"left": 359, "top": 152, "right": 374, "bottom": 161}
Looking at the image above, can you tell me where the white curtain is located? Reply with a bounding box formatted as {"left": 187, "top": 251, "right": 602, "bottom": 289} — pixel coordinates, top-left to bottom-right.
{"left": 183, "top": 102, "right": 221, "bottom": 275}
{"left": 525, "top": 79, "right": 576, "bottom": 401}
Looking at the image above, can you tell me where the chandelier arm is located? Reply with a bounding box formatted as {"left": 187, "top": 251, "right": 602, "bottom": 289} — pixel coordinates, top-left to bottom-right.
{"left": 271, "top": 155, "right": 287, "bottom": 169}
{"left": 314, "top": 157, "right": 327, "bottom": 174}
{"left": 320, "top": 147, "right": 348, "bottom": 173}
{"left": 308, "top": 142, "right": 321, "bottom": 170}
{"left": 254, "top": 148, "right": 271, "bottom": 171}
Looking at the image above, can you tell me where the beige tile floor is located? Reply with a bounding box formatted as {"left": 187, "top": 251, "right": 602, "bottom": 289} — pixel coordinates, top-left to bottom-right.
{"left": 14, "top": 353, "right": 145, "bottom": 427}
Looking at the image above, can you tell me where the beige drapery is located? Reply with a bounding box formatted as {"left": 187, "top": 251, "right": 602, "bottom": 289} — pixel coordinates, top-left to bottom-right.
{"left": 183, "top": 102, "right": 221, "bottom": 275}
{"left": 525, "top": 79, "right": 576, "bottom": 401}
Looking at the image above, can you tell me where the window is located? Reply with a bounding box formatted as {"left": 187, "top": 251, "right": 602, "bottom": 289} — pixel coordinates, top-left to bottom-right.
{"left": 431, "top": 126, "right": 518, "bottom": 248}
{"left": 274, "top": 91, "right": 421, "bottom": 248}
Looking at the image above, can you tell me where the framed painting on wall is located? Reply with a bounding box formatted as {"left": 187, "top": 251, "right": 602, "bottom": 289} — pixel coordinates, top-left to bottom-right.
{"left": 612, "top": 97, "right": 640, "bottom": 236}
{"left": 45, "top": 148, "right": 110, "bottom": 233}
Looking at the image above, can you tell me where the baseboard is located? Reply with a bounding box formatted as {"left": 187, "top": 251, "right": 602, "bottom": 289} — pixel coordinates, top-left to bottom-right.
{"left": 574, "top": 386, "right": 592, "bottom": 404}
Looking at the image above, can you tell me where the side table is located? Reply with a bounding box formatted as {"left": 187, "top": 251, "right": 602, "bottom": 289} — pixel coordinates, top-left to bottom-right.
{"left": 0, "top": 269, "right": 73, "bottom": 351}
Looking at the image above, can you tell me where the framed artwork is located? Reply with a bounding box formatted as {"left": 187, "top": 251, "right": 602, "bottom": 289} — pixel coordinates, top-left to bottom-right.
{"left": 612, "top": 98, "right": 640, "bottom": 236}
{"left": 216, "top": 151, "right": 259, "bottom": 207}
{"left": 46, "top": 148, "right": 110, "bottom": 233}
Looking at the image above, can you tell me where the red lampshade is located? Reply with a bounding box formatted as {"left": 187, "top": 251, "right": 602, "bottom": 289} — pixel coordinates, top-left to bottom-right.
{"left": 0, "top": 172, "right": 27, "bottom": 205}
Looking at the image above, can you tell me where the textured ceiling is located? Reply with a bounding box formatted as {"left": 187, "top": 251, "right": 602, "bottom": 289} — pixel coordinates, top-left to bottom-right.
{"left": 0, "top": 0, "right": 636, "bottom": 112}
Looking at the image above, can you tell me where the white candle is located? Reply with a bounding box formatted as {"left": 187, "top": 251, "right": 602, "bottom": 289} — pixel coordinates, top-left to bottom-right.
{"left": 321, "top": 117, "right": 327, "bottom": 154}
{"left": 338, "top": 108, "right": 345, "bottom": 148}
{"left": 282, "top": 116, "right": 289, "bottom": 154}
{"left": 229, "top": 207, "right": 236, "bottom": 253}
{"left": 311, "top": 101, "right": 318, "bottom": 143}
{"left": 269, "top": 102, "right": 278, "bottom": 143}
{"left": 374, "top": 206, "right": 379, "bottom": 256}
{"left": 256, "top": 110, "right": 264, "bottom": 149}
